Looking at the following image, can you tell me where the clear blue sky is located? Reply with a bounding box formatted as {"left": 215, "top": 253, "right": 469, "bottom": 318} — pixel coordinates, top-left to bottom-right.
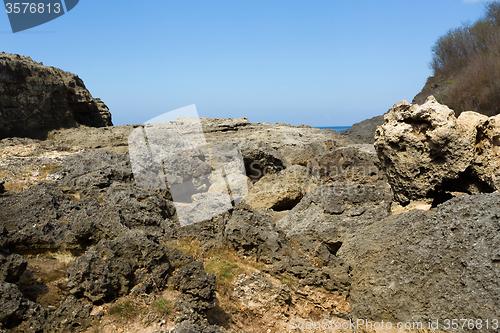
{"left": 0, "top": 0, "right": 491, "bottom": 126}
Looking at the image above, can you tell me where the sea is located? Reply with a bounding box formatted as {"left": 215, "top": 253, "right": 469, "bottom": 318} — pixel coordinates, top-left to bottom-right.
{"left": 315, "top": 126, "right": 351, "bottom": 132}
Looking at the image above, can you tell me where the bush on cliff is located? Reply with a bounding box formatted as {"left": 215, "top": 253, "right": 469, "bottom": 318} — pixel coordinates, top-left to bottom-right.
{"left": 429, "top": 1, "right": 500, "bottom": 116}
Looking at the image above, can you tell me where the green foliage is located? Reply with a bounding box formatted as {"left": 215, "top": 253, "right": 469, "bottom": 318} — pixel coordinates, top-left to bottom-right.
{"left": 205, "top": 259, "right": 241, "bottom": 280}
{"left": 108, "top": 301, "right": 138, "bottom": 320}
{"left": 153, "top": 298, "right": 172, "bottom": 315}
{"left": 430, "top": 1, "right": 500, "bottom": 116}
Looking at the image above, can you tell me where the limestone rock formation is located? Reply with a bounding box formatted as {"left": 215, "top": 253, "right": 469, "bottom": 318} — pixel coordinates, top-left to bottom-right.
{"left": 0, "top": 53, "right": 112, "bottom": 139}
{"left": 67, "top": 231, "right": 182, "bottom": 303}
{"left": 277, "top": 180, "right": 392, "bottom": 246}
{"left": 201, "top": 117, "right": 353, "bottom": 165}
{"left": 375, "top": 96, "right": 500, "bottom": 204}
{"left": 238, "top": 140, "right": 291, "bottom": 181}
{"left": 339, "top": 192, "right": 500, "bottom": 329}
{"left": 307, "top": 147, "right": 383, "bottom": 184}
{"left": 245, "top": 165, "right": 320, "bottom": 210}
{"left": 223, "top": 204, "right": 284, "bottom": 258}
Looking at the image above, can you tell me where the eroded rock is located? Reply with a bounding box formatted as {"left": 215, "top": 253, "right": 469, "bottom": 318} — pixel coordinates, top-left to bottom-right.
{"left": 375, "top": 96, "right": 500, "bottom": 204}
{"left": 232, "top": 273, "right": 291, "bottom": 311}
{"left": 224, "top": 204, "right": 284, "bottom": 258}
{"left": 307, "top": 147, "right": 383, "bottom": 184}
{"left": 245, "top": 166, "right": 320, "bottom": 211}
{"left": 277, "top": 180, "right": 392, "bottom": 245}
{"left": 0, "top": 246, "right": 27, "bottom": 283}
{"left": 339, "top": 192, "right": 500, "bottom": 328}
{"left": 0, "top": 53, "right": 112, "bottom": 139}
{"left": 67, "top": 231, "right": 187, "bottom": 303}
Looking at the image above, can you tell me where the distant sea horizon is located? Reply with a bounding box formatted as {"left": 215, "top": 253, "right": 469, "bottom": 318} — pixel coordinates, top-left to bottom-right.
{"left": 315, "top": 126, "right": 351, "bottom": 132}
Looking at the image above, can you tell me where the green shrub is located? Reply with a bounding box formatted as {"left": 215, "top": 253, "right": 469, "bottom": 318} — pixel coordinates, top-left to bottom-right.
{"left": 430, "top": 1, "right": 500, "bottom": 116}
{"left": 108, "top": 301, "right": 137, "bottom": 320}
{"left": 153, "top": 298, "right": 172, "bottom": 315}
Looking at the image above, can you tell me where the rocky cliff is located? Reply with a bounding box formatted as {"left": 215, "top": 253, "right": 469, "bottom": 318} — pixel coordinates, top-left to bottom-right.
{"left": 0, "top": 53, "right": 112, "bottom": 139}
{"left": 341, "top": 114, "right": 384, "bottom": 144}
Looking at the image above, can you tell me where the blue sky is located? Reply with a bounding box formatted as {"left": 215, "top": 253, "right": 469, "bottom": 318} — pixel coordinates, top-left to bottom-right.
{"left": 0, "top": 0, "right": 491, "bottom": 126}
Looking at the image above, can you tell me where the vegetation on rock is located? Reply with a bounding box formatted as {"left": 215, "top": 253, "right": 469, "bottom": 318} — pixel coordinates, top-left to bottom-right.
{"left": 421, "top": 1, "right": 500, "bottom": 116}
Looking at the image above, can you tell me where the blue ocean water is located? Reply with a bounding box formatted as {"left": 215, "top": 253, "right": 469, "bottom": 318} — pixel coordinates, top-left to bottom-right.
{"left": 315, "top": 126, "right": 351, "bottom": 132}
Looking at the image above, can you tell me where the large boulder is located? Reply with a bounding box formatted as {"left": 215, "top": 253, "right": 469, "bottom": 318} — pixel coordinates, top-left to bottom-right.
{"left": 277, "top": 181, "right": 392, "bottom": 245}
{"left": 375, "top": 96, "right": 500, "bottom": 204}
{"left": 0, "top": 53, "right": 112, "bottom": 139}
{"left": 224, "top": 204, "right": 285, "bottom": 258}
{"left": 67, "top": 231, "right": 189, "bottom": 303}
{"left": 339, "top": 192, "right": 500, "bottom": 329}
{"left": 0, "top": 149, "right": 178, "bottom": 252}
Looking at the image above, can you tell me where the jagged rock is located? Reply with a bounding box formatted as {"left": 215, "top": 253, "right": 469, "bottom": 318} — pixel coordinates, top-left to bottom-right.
{"left": 238, "top": 141, "right": 291, "bottom": 182}
{"left": 277, "top": 181, "right": 392, "bottom": 245}
{"left": 46, "top": 117, "right": 352, "bottom": 167}
{"left": 170, "top": 261, "right": 216, "bottom": 312}
{"left": 307, "top": 147, "right": 383, "bottom": 184}
{"left": 0, "top": 246, "right": 27, "bottom": 283}
{"left": 52, "top": 150, "right": 134, "bottom": 189}
{"left": 67, "top": 231, "right": 187, "bottom": 303}
{"left": 0, "top": 281, "right": 25, "bottom": 325}
{"left": 245, "top": 166, "right": 320, "bottom": 211}
{"left": 375, "top": 96, "right": 500, "bottom": 204}
{"left": 0, "top": 182, "right": 131, "bottom": 252}
{"left": 341, "top": 115, "right": 385, "bottom": 144}
{"left": 43, "top": 296, "right": 94, "bottom": 333}
{"left": 0, "top": 53, "right": 112, "bottom": 139}
{"left": 0, "top": 281, "right": 48, "bottom": 331}
{"left": 0, "top": 150, "right": 176, "bottom": 252}
{"left": 0, "top": 181, "right": 4, "bottom": 194}
{"left": 339, "top": 192, "right": 500, "bottom": 328}
{"left": 46, "top": 125, "right": 138, "bottom": 154}
{"left": 224, "top": 204, "right": 284, "bottom": 258}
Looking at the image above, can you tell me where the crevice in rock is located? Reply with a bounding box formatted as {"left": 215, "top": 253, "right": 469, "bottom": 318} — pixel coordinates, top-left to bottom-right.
{"left": 429, "top": 166, "right": 494, "bottom": 207}
{"left": 323, "top": 242, "right": 343, "bottom": 256}
{"left": 272, "top": 196, "right": 303, "bottom": 212}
